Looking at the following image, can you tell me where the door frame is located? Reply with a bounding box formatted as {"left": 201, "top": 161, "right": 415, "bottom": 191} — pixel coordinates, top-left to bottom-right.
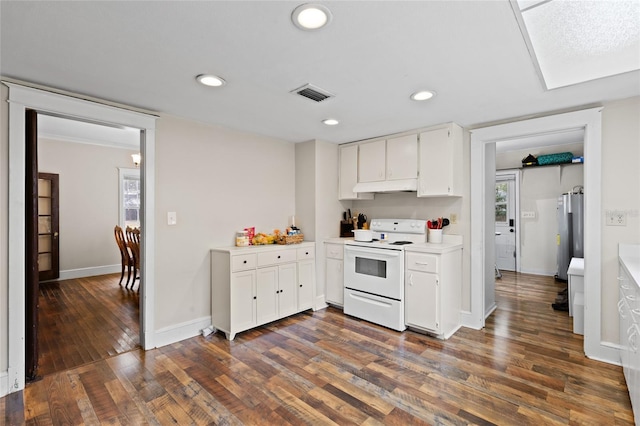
{"left": 468, "top": 107, "right": 616, "bottom": 363}
{"left": 5, "top": 82, "right": 157, "bottom": 393}
{"left": 495, "top": 170, "right": 520, "bottom": 272}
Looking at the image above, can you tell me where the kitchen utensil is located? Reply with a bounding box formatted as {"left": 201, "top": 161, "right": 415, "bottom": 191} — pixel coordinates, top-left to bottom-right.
{"left": 438, "top": 218, "right": 443, "bottom": 229}
{"left": 427, "top": 221, "right": 432, "bottom": 229}
{"left": 343, "top": 211, "right": 347, "bottom": 222}
{"left": 352, "top": 229, "right": 373, "bottom": 242}
{"left": 347, "top": 209, "right": 352, "bottom": 223}
{"left": 443, "top": 218, "right": 450, "bottom": 227}
{"left": 357, "top": 213, "right": 367, "bottom": 229}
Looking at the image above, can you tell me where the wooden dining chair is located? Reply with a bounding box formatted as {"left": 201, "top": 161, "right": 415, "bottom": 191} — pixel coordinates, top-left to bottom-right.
{"left": 114, "top": 225, "right": 133, "bottom": 287}
{"left": 125, "top": 226, "right": 141, "bottom": 289}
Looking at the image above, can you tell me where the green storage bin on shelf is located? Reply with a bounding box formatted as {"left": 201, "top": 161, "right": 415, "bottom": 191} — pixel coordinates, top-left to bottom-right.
{"left": 537, "top": 152, "right": 573, "bottom": 166}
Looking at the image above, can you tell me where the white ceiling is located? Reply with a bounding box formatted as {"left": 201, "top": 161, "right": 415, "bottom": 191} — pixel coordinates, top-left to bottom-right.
{"left": 1, "top": 1, "right": 639, "bottom": 146}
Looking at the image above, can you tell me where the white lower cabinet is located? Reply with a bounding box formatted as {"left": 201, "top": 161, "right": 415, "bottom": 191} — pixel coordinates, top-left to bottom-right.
{"left": 404, "top": 245, "right": 462, "bottom": 339}
{"left": 618, "top": 244, "right": 640, "bottom": 421}
{"left": 211, "top": 242, "right": 315, "bottom": 340}
{"left": 324, "top": 242, "right": 344, "bottom": 307}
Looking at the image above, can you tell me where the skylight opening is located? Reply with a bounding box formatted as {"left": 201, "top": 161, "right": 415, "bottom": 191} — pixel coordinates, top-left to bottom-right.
{"left": 513, "top": 0, "right": 640, "bottom": 89}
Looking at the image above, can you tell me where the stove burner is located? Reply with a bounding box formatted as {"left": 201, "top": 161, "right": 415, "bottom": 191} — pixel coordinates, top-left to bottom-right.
{"left": 389, "top": 241, "right": 413, "bottom": 245}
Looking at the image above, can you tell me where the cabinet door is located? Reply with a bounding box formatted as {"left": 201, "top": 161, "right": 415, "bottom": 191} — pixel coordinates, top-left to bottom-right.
{"left": 297, "top": 259, "right": 315, "bottom": 311}
{"left": 387, "top": 134, "right": 418, "bottom": 180}
{"left": 278, "top": 263, "right": 298, "bottom": 317}
{"left": 326, "top": 258, "right": 344, "bottom": 306}
{"left": 256, "top": 266, "right": 279, "bottom": 324}
{"left": 231, "top": 270, "right": 256, "bottom": 332}
{"left": 405, "top": 270, "right": 439, "bottom": 332}
{"left": 358, "top": 140, "right": 386, "bottom": 183}
{"left": 418, "top": 127, "right": 452, "bottom": 196}
{"left": 339, "top": 145, "right": 374, "bottom": 200}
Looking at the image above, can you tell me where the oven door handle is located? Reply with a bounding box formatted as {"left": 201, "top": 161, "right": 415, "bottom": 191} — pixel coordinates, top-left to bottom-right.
{"left": 345, "top": 245, "right": 402, "bottom": 258}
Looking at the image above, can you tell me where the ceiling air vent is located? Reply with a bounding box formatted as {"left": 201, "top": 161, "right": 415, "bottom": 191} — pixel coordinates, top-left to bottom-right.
{"left": 290, "top": 84, "right": 334, "bottom": 103}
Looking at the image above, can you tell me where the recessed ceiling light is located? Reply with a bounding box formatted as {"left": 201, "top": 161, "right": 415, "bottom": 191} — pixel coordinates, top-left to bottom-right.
{"left": 323, "top": 118, "right": 339, "bottom": 126}
{"left": 410, "top": 90, "right": 436, "bottom": 101}
{"left": 196, "top": 74, "right": 226, "bottom": 87}
{"left": 292, "top": 4, "right": 332, "bottom": 30}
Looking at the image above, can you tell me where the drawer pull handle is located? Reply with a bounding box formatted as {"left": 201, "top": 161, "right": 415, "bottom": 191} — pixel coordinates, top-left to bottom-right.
{"left": 416, "top": 261, "right": 429, "bottom": 266}
{"left": 306, "top": 251, "right": 309, "bottom": 255}
{"left": 300, "top": 284, "right": 303, "bottom": 287}
{"left": 253, "top": 296, "right": 256, "bottom": 300}
{"left": 243, "top": 260, "right": 247, "bottom": 264}
{"left": 277, "top": 255, "right": 281, "bottom": 259}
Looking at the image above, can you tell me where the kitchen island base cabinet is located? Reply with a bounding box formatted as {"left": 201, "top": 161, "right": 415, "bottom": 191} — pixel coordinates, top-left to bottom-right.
{"left": 405, "top": 245, "right": 462, "bottom": 339}
{"left": 211, "top": 242, "right": 316, "bottom": 340}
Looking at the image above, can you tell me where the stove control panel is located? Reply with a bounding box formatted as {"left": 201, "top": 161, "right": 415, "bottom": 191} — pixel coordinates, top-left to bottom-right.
{"left": 369, "top": 219, "right": 427, "bottom": 234}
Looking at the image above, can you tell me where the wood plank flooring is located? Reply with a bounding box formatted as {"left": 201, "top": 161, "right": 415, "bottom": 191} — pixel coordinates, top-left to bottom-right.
{"left": 1, "top": 271, "right": 634, "bottom": 425}
{"left": 36, "top": 273, "right": 140, "bottom": 377}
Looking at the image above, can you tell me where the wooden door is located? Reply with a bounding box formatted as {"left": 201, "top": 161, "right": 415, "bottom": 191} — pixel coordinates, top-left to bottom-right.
{"left": 25, "top": 109, "right": 39, "bottom": 380}
{"left": 38, "top": 173, "right": 60, "bottom": 281}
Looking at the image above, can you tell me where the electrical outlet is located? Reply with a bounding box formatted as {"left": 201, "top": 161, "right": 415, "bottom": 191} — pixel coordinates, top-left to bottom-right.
{"left": 168, "top": 211, "right": 177, "bottom": 225}
{"left": 606, "top": 210, "right": 626, "bottom": 226}
{"left": 450, "top": 213, "right": 457, "bottom": 224}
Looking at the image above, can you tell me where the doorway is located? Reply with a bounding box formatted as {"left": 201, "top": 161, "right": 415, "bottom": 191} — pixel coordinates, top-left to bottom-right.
{"left": 469, "top": 107, "right": 614, "bottom": 363}
{"left": 495, "top": 172, "right": 519, "bottom": 272}
{"left": 5, "top": 82, "right": 157, "bottom": 393}
{"left": 37, "top": 173, "right": 60, "bottom": 282}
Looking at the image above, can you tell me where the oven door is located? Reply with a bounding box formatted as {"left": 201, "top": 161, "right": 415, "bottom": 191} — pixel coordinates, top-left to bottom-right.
{"left": 344, "top": 245, "right": 403, "bottom": 300}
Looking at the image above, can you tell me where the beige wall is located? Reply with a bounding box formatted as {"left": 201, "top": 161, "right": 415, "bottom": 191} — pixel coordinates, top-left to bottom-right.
{"left": 38, "top": 138, "right": 138, "bottom": 272}
{"left": 601, "top": 97, "right": 640, "bottom": 343}
{"left": 153, "top": 115, "right": 295, "bottom": 331}
{"left": 519, "top": 164, "right": 584, "bottom": 275}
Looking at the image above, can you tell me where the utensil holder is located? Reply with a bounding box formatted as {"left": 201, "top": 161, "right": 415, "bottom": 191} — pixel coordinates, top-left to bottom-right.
{"left": 428, "top": 229, "right": 443, "bottom": 243}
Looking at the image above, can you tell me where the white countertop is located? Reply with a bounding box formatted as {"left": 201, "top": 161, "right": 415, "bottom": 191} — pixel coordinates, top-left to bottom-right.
{"left": 620, "top": 244, "right": 640, "bottom": 287}
{"left": 568, "top": 258, "right": 584, "bottom": 276}
{"left": 212, "top": 241, "right": 315, "bottom": 253}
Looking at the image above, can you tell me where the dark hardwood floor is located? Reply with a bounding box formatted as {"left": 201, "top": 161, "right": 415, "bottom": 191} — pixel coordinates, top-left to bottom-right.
{"left": 1, "top": 271, "right": 634, "bottom": 425}
{"left": 37, "top": 273, "right": 140, "bottom": 377}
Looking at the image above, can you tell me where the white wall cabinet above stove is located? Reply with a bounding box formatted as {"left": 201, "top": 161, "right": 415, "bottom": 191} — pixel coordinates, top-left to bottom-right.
{"left": 338, "top": 144, "right": 374, "bottom": 200}
{"left": 404, "top": 239, "right": 463, "bottom": 339}
{"left": 358, "top": 134, "right": 418, "bottom": 183}
{"left": 210, "top": 242, "right": 316, "bottom": 340}
{"left": 418, "top": 123, "right": 464, "bottom": 197}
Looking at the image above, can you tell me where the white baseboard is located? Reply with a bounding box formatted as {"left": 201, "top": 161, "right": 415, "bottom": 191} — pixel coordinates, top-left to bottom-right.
{"left": 460, "top": 310, "right": 482, "bottom": 330}
{"left": 314, "top": 295, "right": 328, "bottom": 311}
{"left": 518, "top": 268, "right": 556, "bottom": 277}
{"left": 58, "top": 264, "right": 121, "bottom": 280}
{"left": 154, "top": 316, "right": 212, "bottom": 348}
{"left": 0, "top": 370, "right": 8, "bottom": 398}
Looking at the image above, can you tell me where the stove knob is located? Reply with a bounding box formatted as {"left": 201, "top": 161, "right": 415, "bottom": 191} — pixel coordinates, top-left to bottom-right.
{"left": 410, "top": 222, "right": 416, "bottom": 228}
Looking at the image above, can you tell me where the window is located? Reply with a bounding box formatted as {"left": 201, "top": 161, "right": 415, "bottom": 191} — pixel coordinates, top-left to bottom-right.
{"left": 119, "top": 168, "right": 140, "bottom": 228}
{"left": 495, "top": 182, "right": 508, "bottom": 224}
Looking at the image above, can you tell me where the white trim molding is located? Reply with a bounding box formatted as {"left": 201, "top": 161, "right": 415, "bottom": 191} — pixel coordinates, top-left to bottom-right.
{"left": 153, "top": 316, "right": 212, "bottom": 348}
{"left": 3, "top": 82, "right": 157, "bottom": 395}
{"left": 468, "top": 107, "right": 617, "bottom": 364}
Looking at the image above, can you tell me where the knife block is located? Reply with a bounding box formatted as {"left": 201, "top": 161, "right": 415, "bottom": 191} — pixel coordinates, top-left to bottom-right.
{"left": 340, "top": 221, "right": 354, "bottom": 237}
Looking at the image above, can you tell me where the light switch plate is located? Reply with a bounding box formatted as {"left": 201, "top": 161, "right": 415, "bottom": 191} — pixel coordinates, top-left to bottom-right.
{"left": 522, "top": 211, "right": 536, "bottom": 219}
{"left": 168, "top": 211, "right": 177, "bottom": 225}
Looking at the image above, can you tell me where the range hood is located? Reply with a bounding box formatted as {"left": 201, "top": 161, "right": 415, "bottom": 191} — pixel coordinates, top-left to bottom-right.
{"left": 352, "top": 178, "right": 418, "bottom": 193}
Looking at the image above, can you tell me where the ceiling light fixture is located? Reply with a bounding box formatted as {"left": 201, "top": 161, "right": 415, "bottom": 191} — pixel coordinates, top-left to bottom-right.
{"left": 323, "top": 118, "right": 339, "bottom": 126}
{"left": 410, "top": 90, "right": 436, "bottom": 101}
{"left": 196, "top": 74, "right": 226, "bottom": 87}
{"left": 292, "top": 4, "right": 332, "bottom": 30}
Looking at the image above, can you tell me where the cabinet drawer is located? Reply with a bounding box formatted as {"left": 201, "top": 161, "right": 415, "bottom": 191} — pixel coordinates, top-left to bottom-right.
{"left": 406, "top": 252, "right": 438, "bottom": 273}
{"left": 297, "top": 246, "right": 315, "bottom": 260}
{"left": 325, "top": 244, "right": 344, "bottom": 260}
{"left": 257, "top": 249, "right": 296, "bottom": 267}
{"left": 232, "top": 254, "right": 257, "bottom": 272}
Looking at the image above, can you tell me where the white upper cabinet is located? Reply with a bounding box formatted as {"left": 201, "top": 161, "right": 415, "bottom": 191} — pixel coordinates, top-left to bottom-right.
{"left": 386, "top": 134, "right": 418, "bottom": 180}
{"left": 359, "top": 135, "right": 418, "bottom": 183}
{"left": 358, "top": 140, "right": 386, "bottom": 182}
{"left": 418, "top": 123, "right": 464, "bottom": 197}
{"left": 338, "top": 144, "right": 373, "bottom": 200}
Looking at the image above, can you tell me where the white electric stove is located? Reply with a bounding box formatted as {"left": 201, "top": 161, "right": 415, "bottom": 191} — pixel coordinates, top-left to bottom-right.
{"left": 343, "top": 218, "right": 427, "bottom": 331}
